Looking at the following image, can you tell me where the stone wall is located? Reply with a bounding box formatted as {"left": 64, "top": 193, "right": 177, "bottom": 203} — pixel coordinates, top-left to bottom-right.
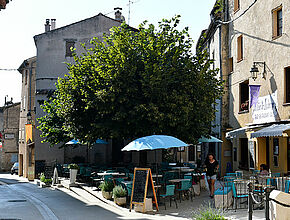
{"left": 1, "top": 103, "right": 20, "bottom": 171}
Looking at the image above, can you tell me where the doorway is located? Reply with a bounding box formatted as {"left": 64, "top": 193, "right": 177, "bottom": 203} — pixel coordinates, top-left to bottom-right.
{"left": 19, "top": 154, "right": 23, "bottom": 176}
{"left": 240, "top": 138, "right": 249, "bottom": 170}
{"left": 287, "top": 138, "right": 290, "bottom": 172}
{"left": 139, "top": 151, "right": 147, "bottom": 167}
{"left": 266, "top": 137, "right": 270, "bottom": 167}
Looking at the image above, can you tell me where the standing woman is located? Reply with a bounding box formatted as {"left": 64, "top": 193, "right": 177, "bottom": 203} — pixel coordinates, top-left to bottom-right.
{"left": 205, "top": 153, "right": 219, "bottom": 198}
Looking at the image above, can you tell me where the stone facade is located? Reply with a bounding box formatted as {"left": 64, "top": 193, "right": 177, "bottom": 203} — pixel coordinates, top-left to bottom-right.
{"left": 196, "top": 0, "right": 233, "bottom": 175}
{"left": 18, "top": 13, "right": 124, "bottom": 179}
{"left": 0, "top": 102, "right": 20, "bottom": 171}
{"left": 18, "top": 56, "right": 36, "bottom": 178}
{"left": 226, "top": 0, "right": 290, "bottom": 173}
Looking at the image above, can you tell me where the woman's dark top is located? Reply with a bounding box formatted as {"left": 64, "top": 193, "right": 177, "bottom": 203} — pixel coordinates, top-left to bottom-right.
{"left": 205, "top": 160, "right": 219, "bottom": 176}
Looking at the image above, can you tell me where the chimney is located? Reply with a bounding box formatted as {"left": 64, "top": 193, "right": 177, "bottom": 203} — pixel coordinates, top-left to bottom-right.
{"left": 114, "top": 7, "right": 125, "bottom": 22}
{"left": 51, "top": 19, "right": 56, "bottom": 30}
{"left": 45, "top": 19, "right": 51, "bottom": 32}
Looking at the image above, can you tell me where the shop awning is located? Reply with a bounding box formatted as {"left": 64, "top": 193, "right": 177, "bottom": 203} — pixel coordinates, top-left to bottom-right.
{"left": 226, "top": 127, "right": 248, "bottom": 138}
{"left": 250, "top": 124, "right": 290, "bottom": 138}
{"left": 226, "top": 125, "right": 264, "bottom": 139}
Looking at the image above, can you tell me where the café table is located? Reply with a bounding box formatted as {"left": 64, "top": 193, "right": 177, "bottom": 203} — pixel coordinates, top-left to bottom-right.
{"left": 152, "top": 174, "right": 163, "bottom": 178}
{"left": 97, "top": 172, "right": 126, "bottom": 176}
{"left": 171, "top": 167, "right": 190, "bottom": 170}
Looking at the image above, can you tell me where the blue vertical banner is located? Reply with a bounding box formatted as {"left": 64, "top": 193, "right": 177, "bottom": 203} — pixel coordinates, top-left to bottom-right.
{"left": 249, "top": 85, "right": 261, "bottom": 108}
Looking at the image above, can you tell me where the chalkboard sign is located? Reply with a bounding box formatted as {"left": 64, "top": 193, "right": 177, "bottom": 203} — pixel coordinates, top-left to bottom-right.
{"left": 132, "top": 169, "right": 148, "bottom": 202}
{"left": 130, "top": 168, "right": 159, "bottom": 212}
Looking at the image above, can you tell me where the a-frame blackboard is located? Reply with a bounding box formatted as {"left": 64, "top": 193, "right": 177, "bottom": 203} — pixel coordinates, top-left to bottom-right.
{"left": 130, "top": 168, "right": 159, "bottom": 212}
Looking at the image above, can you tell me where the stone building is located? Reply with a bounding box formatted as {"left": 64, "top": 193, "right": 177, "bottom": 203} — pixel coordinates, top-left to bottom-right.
{"left": 225, "top": 0, "right": 290, "bottom": 173}
{"left": 0, "top": 102, "right": 20, "bottom": 171}
{"left": 18, "top": 12, "right": 125, "bottom": 179}
{"left": 196, "top": 0, "right": 233, "bottom": 175}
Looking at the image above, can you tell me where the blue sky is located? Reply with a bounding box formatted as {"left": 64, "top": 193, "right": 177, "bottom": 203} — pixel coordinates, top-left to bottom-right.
{"left": 0, "top": 0, "right": 215, "bottom": 106}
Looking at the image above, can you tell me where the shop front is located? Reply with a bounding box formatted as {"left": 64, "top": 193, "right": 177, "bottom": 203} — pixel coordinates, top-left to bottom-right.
{"left": 250, "top": 124, "right": 290, "bottom": 174}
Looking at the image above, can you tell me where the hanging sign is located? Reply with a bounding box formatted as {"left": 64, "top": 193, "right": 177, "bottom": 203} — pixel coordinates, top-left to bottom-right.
{"left": 252, "top": 90, "right": 278, "bottom": 124}
{"left": 25, "top": 124, "right": 33, "bottom": 144}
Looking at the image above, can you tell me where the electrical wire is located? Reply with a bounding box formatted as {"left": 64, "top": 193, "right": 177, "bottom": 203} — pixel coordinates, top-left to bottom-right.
{"left": 0, "top": 68, "right": 17, "bottom": 71}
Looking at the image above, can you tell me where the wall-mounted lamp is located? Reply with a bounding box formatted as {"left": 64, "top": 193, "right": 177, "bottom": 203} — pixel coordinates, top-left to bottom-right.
{"left": 250, "top": 62, "right": 266, "bottom": 80}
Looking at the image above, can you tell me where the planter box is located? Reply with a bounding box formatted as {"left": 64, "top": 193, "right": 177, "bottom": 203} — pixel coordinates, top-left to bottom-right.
{"left": 69, "top": 169, "right": 78, "bottom": 184}
{"left": 114, "top": 197, "right": 126, "bottom": 206}
{"left": 102, "top": 191, "right": 113, "bottom": 200}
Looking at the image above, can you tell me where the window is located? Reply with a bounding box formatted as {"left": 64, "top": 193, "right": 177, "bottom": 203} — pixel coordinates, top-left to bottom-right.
{"left": 25, "top": 70, "right": 28, "bottom": 85}
{"left": 23, "top": 96, "right": 26, "bottom": 111}
{"left": 229, "top": 57, "right": 233, "bottom": 73}
{"left": 237, "top": 35, "right": 243, "bottom": 62}
{"left": 188, "top": 145, "right": 196, "bottom": 161}
{"left": 239, "top": 80, "right": 249, "bottom": 112}
{"left": 272, "top": 6, "right": 282, "bottom": 38}
{"left": 285, "top": 67, "right": 290, "bottom": 103}
{"left": 234, "top": 0, "right": 240, "bottom": 12}
{"left": 65, "top": 41, "right": 75, "bottom": 57}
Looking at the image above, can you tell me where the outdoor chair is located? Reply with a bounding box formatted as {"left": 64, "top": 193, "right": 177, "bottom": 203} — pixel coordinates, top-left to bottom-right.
{"left": 177, "top": 180, "right": 193, "bottom": 203}
{"left": 160, "top": 185, "right": 178, "bottom": 210}
{"left": 271, "top": 173, "right": 281, "bottom": 177}
{"left": 232, "top": 182, "right": 248, "bottom": 211}
{"left": 160, "top": 172, "right": 174, "bottom": 186}
{"left": 226, "top": 173, "right": 236, "bottom": 177}
{"left": 285, "top": 180, "right": 290, "bottom": 193}
{"left": 104, "top": 174, "right": 114, "bottom": 181}
{"left": 114, "top": 178, "right": 124, "bottom": 186}
{"left": 184, "top": 175, "right": 194, "bottom": 185}
{"left": 123, "top": 182, "right": 133, "bottom": 202}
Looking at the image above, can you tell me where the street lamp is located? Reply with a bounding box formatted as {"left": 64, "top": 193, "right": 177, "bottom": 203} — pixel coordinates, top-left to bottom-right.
{"left": 250, "top": 62, "right": 266, "bottom": 80}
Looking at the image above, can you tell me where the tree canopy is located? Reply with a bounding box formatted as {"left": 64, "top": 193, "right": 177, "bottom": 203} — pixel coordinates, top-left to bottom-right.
{"left": 38, "top": 16, "right": 223, "bottom": 146}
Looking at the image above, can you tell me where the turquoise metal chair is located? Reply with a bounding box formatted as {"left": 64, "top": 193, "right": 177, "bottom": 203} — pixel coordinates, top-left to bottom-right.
{"left": 176, "top": 180, "right": 193, "bottom": 203}
{"left": 232, "top": 182, "right": 248, "bottom": 211}
{"left": 104, "top": 174, "right": 113, "bottom": 181}
{"left": 226, "top": 173, "right": 236, "bottom": 177}
{"left": 124, "top": 182, "right": 133, "bottom": 199}
{"left": 285, "top": 180, "right": 290, "bottom": 193}
{"left": 114, "top": 178, "right": 124, "bottom": 186}
{"left": 160, "top": 185, "right": 177, "bottom": 210}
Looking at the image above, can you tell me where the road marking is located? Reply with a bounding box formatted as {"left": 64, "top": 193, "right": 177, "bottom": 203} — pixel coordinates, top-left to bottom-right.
{"left": 7, "top": 184, "right": 59, "bottom": 220}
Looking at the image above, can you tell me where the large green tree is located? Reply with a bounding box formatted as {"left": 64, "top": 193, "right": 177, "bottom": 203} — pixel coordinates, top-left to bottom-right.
{"left": 38, "top": 16, "right": 223, "bottom": 146}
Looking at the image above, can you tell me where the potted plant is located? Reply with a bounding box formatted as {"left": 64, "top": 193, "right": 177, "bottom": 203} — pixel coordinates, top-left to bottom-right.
{"left": 68, "top": 164, "right": 79, "bottom": 184}
{"left": 113, "top": 185, "right": 127, "bottom": 205}
{"left": 40, "top": 173, "right": 52, "bottom": 187}
{"left": 99, "top": 181, "right": 114, "bottom": 200}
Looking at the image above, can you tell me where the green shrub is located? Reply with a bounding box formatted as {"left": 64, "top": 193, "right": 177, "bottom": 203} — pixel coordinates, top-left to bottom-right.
{"left": 113, "top": 185, "right": 127, "bottom": 198}
{"left": 99, "top": 181, "right": 114, "bottom": 192}
{"left": 193, "top": 203, "right": 226, "bottom": 220}
{"left": 68, "top": 163, "right": 79, "bottom": 170}
{"left": 44, "top": 178, "right": 52, "bottom": 184}
{"left": 40, "top": 173, "right": 46, "bottom": 182}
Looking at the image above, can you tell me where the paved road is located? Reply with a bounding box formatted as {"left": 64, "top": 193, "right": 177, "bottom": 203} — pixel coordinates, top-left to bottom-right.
{"left": 0, "top": 174, "right": 186, "bottom": 220}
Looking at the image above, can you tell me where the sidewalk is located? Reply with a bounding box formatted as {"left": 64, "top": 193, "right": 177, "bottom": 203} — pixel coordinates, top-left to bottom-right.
{"left": 1, "top": 174, "right": 266, "bottom": 220}
{"left": 75, "top": 182, "right": 266, "bottom": 220}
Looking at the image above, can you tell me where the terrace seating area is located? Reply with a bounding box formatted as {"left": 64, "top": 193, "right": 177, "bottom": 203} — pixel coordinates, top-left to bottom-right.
{"left": 214, "top": 170, "right": 290, "bottom": 211}
{"left": 45, "top": 162, "right": 205, "bottom": 209}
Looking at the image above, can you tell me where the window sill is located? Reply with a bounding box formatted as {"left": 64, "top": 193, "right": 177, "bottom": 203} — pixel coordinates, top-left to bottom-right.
{"left": 272, "top": 35, "right": 282, "bottom": 41}
{"left": 238, "top": 110, "right": 249, "bottom": 114}
{"left": 234, "top": 8, "right": 240, "bottom": 14}
{"left": 237, "top": 58, "right": 243, "bottom": 63}
{"left": 283, "top": 103, "right": 290, "bottom": 106}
